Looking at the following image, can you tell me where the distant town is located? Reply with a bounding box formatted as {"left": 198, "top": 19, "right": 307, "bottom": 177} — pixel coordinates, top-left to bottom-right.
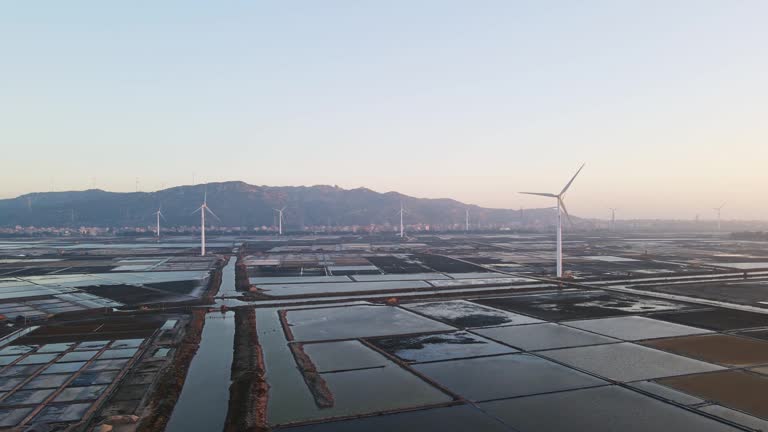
{"left": 4, "top": 219, "right": 768, "bottom": 238}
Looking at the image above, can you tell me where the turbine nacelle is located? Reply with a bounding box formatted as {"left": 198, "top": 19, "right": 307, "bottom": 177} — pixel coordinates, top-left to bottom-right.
{"left": 193, "top": 204, "right": 220, "bottom": 221}
{"left": 519, "top": 163, "right": 584, "bottom": 228}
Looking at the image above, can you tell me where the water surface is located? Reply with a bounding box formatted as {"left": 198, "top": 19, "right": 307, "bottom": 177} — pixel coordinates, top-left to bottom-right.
{"left": 166, "top": 258, "right": 237, "bottom": 432}
{"left": 165, "top": 311, "right": 235, "bottom": 432}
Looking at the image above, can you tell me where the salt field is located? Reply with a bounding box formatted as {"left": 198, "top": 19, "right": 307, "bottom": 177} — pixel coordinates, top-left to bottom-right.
{"left": 2, "top": 233, "right": 768, "bottom": 430}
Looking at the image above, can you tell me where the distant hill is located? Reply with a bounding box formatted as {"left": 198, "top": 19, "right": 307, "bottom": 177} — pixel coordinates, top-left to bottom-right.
{"left": 0, "top": 182, "right": 561, "bottom": 229}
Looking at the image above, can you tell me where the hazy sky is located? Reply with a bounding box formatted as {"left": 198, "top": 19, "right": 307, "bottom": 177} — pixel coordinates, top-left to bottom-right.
{"left": 2, "top": 1, "right": 767, "bottom": 220}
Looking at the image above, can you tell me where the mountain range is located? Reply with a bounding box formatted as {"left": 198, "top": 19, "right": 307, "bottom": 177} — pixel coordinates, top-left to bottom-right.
{"left": 0, "top": 182, "right": 558, "bottom": 229}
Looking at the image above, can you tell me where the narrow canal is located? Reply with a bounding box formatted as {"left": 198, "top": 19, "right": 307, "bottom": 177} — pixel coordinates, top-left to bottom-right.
{"left": 165, "top": 258, "right": 236, "bottom": 432}
{"left": 216, "top": 255, "right": 239, "bottom": 298}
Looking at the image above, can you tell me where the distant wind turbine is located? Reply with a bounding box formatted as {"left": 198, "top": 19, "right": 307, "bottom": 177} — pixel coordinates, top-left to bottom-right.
{"left": 274, "top": 207, "right": 286, "bottom": 235}
{"left": 609, "top": 208, "right": 618, "bottom": 232}
{"left": 520, "top": 163, "right": 585, "bottom": 278}
{"left": 714, "top": 203, "right": 726, "bottom": 232}
{"left": 399, "top": 202, "right": 407, "bottom": 238}
{"left": 154, "top": 206, "right": 166, "bottom": 239}
{"left": 465, "top": 207, "right": 470, "bottom": 232}
{"left": 193, "top": 189, "right": 220, "bottom": 256}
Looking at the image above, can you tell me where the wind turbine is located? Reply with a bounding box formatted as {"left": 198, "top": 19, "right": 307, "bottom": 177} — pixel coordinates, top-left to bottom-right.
{"left": 609, "top": 208, "right": 618, "bottom": 232}
{"left": 465, "top": 207, "right": 470, "bottom": 232}
{"left": 274, "top": 207, "right": 286, "bottom": 235}
{"left": 193, "top": 189, "right": 220, "bottom": 256}
{"left": 399, "top": 202, "right": 407, "bottom": 238}
{"left": 154, "top": 206, "right": 166, "bottom": 239}
{"left": 714, "top": 203, "right": 726, "bottom": 232}
{"left": 520, "top": 163, "right": 585, "bottom": 278}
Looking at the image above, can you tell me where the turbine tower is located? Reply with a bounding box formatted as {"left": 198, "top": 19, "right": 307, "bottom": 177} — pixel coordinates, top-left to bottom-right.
{"left": 193, "top": 189, "right": 220, "bottom": 256}
{"left": 399, "top": 202, "right": 407, "bottom": 238}
{"left": 520, "top": 163, "right": 585, "bottom": 278}
{"left": 609, "top": 208, "right": 618, "bottom": 232}
{"left": 154, "top": 206, "right": 166, "bottom": 239}
{"left": 465, "top": 207, "right": 470, "bottom": 232}
{"left": 714, "top": 203, "right": 726, "bottom": 232}
{"left": 274, "top": 207, "right": 286, "bottom": 235}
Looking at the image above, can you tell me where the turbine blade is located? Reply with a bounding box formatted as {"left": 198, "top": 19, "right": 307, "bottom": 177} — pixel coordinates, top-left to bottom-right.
{"left": 192, "top": 205, "right": 203, "bottom": 214}
{"left": 560, "top": 198, "right": 574, "bottom": 227}
{"left": 560, "top": 163, "right": 585, "bottom": 195}
{"left": 519, "top": 192, "right": 558, "bottom": 198}
{"left": 206, "top": 206, "right": 221, "bottom": 221}
{"left": 159, "top": 212, "right": 167, "bottom": 221}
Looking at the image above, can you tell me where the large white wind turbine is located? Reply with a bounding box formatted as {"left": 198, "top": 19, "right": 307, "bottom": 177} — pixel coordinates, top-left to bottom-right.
{"left": 714, "top": 203, "right": 726, "bottom": 232}
{"left": 274, "top": 207, "right": 286, "bottom": 235}
{"left": 193, "top": 190, "right": 220, "bottom": 256}
{"left": 520, "top": 164, "right": 585, "bottom": 278}
{"left": 154, "top": 206, "right": 166, "bottom": 239}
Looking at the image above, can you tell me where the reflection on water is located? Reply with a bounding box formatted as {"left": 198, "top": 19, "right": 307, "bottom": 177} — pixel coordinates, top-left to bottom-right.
{"left": 166, "top": 256, "right": 237, "bottom": 432}
{"left": 216, "top": 258, "right": 238, "bottom": 298}
{"left": 286, "top": 305, "right": 453, "bottom": 341}
{"left": 165, "top": 311, "right": 234, "bottom": 432}
{"left": 260, "top": 303, "right": 453, "bottom": 426}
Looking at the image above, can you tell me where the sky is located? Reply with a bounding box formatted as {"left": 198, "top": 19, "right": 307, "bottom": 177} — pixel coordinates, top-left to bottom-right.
{"left": 1, "top": 1, "right": 767, "bottom": 220}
